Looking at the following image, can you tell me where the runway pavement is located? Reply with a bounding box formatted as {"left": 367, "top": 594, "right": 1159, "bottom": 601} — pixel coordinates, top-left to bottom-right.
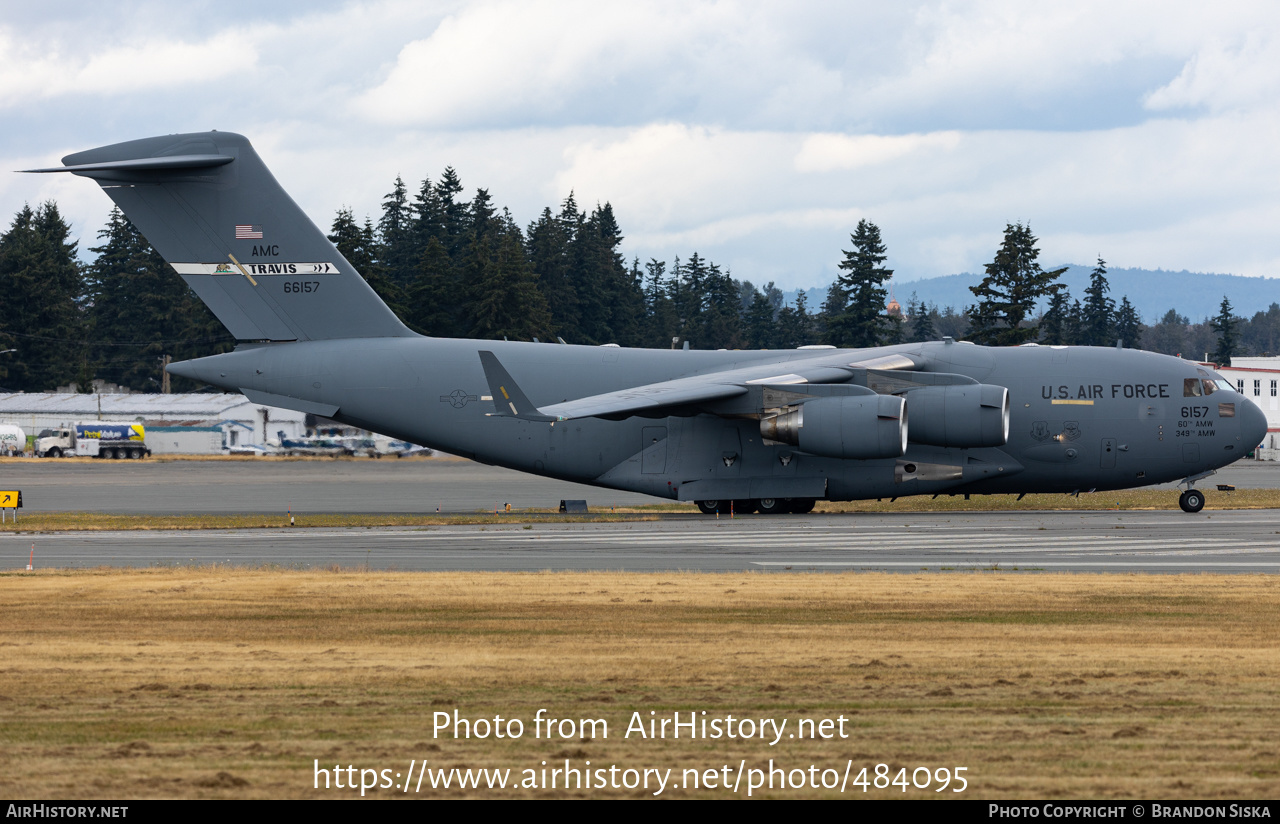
{"left": 3, "top": 455, "right": 1279, "bottom": 514}
{"left": 2, "top": 456, "right": 1278, "bottom": 573}
{"left": 8, "top": 509, "right": 1280, "bottom": 573}
{"left": 0, "top": 456, "right": 658, "bottom": 514}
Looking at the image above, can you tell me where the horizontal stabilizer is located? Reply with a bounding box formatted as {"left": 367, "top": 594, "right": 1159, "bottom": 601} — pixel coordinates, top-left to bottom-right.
{"left": 23, "top": 154, "right": 234, "bottom": 174}
{"left": 478, "top": 351, "right": 555, "bottom": 421}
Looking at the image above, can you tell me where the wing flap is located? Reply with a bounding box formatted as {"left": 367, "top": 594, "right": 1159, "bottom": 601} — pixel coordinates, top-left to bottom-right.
{"left": 540, "top": 379, "right": 748, "bottom": 420}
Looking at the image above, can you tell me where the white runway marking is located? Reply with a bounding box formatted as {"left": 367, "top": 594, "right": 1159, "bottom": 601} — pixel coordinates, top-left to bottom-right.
{"left": 381, "top": 529, "right": 1272, "bottom": 554}
{"left": 752, "top": 561, "right": 1280, "bottom": 568}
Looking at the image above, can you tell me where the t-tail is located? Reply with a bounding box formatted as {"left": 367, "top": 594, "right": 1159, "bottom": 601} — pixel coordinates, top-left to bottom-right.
{"left": 26, "top": 132, "right": 413, "bottom": 342}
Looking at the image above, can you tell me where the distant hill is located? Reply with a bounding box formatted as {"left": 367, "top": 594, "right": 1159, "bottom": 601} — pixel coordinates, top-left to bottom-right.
{"left": 781, "top": 267, "right": 1280, "bottom": 324}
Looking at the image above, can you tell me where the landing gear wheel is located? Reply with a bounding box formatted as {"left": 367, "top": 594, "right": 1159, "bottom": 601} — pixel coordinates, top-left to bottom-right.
{"left": 789, "top": 498, "right": 816, "bottom": 514}
{"left": 696, "top": 500, "right": 721, "bottom": 515}
{"left": 755, "top": 498, "right": 788, "bottom": 515}
{"left": 1179, "top": 489, "right": 1205, "bottom": 513}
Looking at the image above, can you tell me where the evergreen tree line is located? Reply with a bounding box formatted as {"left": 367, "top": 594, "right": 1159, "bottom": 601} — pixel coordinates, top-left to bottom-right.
{"left": 0, "top": 202, "right": 230, "bottom": 393}
{"left": 0, "top": 184, "right": 1270, "bottom": 394}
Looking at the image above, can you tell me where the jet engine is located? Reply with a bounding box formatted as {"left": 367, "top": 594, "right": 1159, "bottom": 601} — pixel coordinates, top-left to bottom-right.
{"left": 760, "top": 395, "right": 907, "bottom": 459}
{"left": 905, "top": 384, "right": 1009, "bottom": 448}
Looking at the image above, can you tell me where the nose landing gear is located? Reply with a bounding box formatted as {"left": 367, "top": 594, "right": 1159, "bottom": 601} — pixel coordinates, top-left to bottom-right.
{"left": 1176, "top": 470, "right": 1215, "bottom": 513}
{"left": 1178, "top": 488, "right": 1205, "bottom": 513}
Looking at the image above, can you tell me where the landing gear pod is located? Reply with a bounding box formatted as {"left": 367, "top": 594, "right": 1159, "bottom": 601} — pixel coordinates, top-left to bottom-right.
{"left": 761, "top": 395, "right": 907, "bottom": 459}
{"left": 906, "top": 384, "right": 1009, "bottom": 448}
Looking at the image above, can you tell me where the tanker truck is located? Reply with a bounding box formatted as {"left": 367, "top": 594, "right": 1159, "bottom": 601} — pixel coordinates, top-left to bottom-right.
{"left": 0, "top": 424, "right": 26, "bottom": 456}
{"left": 37, "top": 422, "right": 151, "bottom": 459}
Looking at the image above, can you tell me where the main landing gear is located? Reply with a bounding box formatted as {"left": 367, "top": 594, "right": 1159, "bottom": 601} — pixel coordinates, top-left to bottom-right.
{"left": 695, "top": 498, "right": 816, "bottom": 515}
{"left": 1178, "top": 488, "right": 1205, "bottom": 513}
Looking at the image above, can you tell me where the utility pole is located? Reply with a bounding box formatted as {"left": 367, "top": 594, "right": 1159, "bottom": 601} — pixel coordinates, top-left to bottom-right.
{"left": 161, "top": 355, "right": 171, "bottom": 394}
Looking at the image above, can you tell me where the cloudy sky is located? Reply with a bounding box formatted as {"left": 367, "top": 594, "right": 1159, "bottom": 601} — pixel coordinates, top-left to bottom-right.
{"left": 2, "top": 0, "right": 1278, "bottom": 290}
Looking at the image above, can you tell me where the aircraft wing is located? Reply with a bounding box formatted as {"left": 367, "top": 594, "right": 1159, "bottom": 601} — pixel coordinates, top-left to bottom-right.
{"left": 486, "top": 349, "right": 923, "bottom": 421}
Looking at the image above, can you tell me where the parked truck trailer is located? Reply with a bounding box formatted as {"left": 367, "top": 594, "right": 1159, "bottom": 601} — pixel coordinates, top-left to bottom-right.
{"left": 0, "top": 424, "right": 26, "bottom": 456}
{"left": 37, "top": 422, "right": 151, "bottom": 459}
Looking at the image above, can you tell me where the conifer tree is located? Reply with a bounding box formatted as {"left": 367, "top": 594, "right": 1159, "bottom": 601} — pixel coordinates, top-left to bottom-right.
{"left": 527, "top": 205, "right": 578, "bottom": 340}
{"left": 743, "top": 289, "right": 777, "bottom": 349}
{"left": 466, "top": 226, "right": 553, "bottom": 341}
{"left": 909, "top": 293, "right": 937, "bottom": 342}
{"left": 1080, "top": 256, "right": 1115, "bottom": 346}
{"left": 967, "top": 223, "right": 1065, "bottom": 346}
{"left": 775, "top": 292, "right": 816, "bottom": 348}
{"left": 700, "top": 262, "right": 742, "bottom": 349}
{"left": 674, "top": 254, "right": 708, "bottom": 347}
{"left": 329, "top": 209, "right": 406, "bottom": 318}
{"left": 1211, "top": 296, "right": 1238, "bottom": 365}
{"left": 376, "top": 175, "right": 415, "bottom": 287}
{"left": 1039, "top": 287, "right": 1072, "bottom": 345}
{"left": 407, "top": 237, "right": 459, "bottom": 336}
{"left": 1114, "top": 296, "right": 1141, "bottom": 349}
{"left": 86, "top": 207, "right": 227, "bottom": 391}
{"left": 824, "top": 220, "right": 893, "bottom": 348}
{"left": 581, "top": 203, "right": 644, "bottom": 345}
{"left": 0, "top": 202, "right": 86, "bottom": 390}
{"left": 1067, "top": 298, "right": 1084, "bottom": 346}
{"left": 1146, "top": 309, "right": 1189, "bottom": 357}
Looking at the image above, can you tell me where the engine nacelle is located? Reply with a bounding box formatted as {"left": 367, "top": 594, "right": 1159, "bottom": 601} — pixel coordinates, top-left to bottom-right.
{"left": 906, "top": 384, "right": 1009, "bottom": 448}
{"left": 761, "top": 395, "right": 907, "bottom": 459}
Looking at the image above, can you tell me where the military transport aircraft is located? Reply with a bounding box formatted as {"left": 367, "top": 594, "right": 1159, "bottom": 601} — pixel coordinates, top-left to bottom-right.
{"left": 27, "top": 132, "right": 1268, "bottom": 514}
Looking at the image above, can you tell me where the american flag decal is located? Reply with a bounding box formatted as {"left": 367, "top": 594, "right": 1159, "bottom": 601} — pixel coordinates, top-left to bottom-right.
{"left": 235, "top": 224, "right": 263, "bottom": 239}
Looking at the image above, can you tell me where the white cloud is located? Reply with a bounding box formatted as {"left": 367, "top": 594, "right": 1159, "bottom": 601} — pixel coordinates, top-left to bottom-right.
{"left": 1145, "top": 33, "right": 1280, "bottom": 113}
{"left": 0, "top": 29, "right": 257, "bottom": 107}
{"left": 794, "top": 132, "right": 962, "bottom": 173}
{"left": 5, "top": 1, "right": 1280, "bottom": 297}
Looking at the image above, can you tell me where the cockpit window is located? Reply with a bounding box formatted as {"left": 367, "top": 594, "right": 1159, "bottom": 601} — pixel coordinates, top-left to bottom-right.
{"left": 1219, "top": 403, "right": 1236, "bottom": 418}
{"left": 1215, "top": 379, "right": 1235, "bottom": 393}
{"left": 1184, "top": 377, "right": 1220, "bottom": 396}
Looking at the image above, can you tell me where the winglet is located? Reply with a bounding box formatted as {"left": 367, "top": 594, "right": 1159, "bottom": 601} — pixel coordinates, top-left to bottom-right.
{"left": 478, "top": 351, "right": 555, "bottom": 421}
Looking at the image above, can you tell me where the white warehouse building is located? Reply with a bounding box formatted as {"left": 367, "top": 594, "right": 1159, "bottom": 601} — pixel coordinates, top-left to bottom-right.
{"left": 1213, "top": 357, "right": 1280, "bottom": 459}
{"left": 0, "top": 392, "right": 306, "bottom": 451}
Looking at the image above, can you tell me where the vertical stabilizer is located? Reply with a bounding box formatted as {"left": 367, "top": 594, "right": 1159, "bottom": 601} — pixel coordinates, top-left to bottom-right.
{"left": 28, "top": 132, "right": 413, "bottom": 342}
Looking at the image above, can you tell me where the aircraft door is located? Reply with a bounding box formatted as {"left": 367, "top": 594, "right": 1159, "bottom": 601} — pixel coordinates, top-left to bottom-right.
{"left": 1100, "top": 437, "right": 1116, "bottom": 469}
{"left": 642, "top": 426, "right": 667, "bottom": 474}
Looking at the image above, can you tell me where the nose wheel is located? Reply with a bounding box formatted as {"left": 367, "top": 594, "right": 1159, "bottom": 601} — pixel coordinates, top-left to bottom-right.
{"left": 1178, "top": 488, "right": 1205, "bottom": 513}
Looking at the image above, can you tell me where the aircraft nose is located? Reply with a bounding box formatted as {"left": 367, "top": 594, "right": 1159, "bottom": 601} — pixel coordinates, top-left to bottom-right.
{"left": 1240, "top": 397, "right": 1268, "bottom": 450}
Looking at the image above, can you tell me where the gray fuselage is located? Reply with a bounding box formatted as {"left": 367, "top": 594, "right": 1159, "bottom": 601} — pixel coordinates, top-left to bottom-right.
{"left": 174, "top": 337, "right": 1266, "bottom": 503}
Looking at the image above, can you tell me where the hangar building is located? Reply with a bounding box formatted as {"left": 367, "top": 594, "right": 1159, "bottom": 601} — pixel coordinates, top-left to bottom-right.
{"left": 0, "top": 392, "right": 305, "bottom": 452}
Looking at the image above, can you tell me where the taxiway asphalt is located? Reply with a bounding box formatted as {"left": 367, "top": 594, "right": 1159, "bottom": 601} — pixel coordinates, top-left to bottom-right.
{"left": 7, "top": 509, "right": 1279, "bottom": 573}
{"left": 3, "top": 455, "right": 1279, "bottom": 514}
{"left": 3, "top": 457, "right": 1278, "bottom": 573}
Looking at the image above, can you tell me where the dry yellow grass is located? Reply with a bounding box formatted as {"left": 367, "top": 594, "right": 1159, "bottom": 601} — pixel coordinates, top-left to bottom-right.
{"left": 1, "top": 569, "right": 1278, "bottom": 799}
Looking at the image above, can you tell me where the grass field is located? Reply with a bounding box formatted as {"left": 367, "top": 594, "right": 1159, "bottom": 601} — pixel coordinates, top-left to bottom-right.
{"left": 1, "top": 568, "right": 1278, "bottom": 799}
